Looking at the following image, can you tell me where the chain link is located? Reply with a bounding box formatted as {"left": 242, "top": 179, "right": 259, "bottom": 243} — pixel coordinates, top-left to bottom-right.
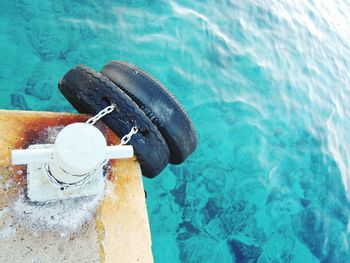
{"left": 44, "top": 163, "right": 100, "bottom": 191}
{"left": 86, "top": 105, "right": 116, "bottom": 126}
{"left": 120, "top": 125, "right": 138, "bottom": 145}
{"left": 86, "top": 104, "right": 138, "bottom": 145}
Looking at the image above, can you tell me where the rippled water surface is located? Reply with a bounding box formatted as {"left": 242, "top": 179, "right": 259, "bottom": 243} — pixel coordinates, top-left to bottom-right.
{"left": 1, "top": 0, "right": 350, "bottom": 262}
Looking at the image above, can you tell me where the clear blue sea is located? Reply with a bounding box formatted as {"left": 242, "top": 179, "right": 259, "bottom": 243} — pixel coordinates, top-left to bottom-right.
{"left": 1, "top": 0, "right": 350, "bottom": 262}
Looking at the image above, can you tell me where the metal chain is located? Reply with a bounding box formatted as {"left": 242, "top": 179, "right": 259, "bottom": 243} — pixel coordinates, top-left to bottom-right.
{"left": 119, "top": 126, "right": 138, "bottom": 145}
{"left": 44, "top": 163, "right": 99, "bottom": 191}
{"left": 86, "top": 105, "right": 116, "bottom": 126}
{"left": 86, "top": 104, "right": 138, "bottom": 145}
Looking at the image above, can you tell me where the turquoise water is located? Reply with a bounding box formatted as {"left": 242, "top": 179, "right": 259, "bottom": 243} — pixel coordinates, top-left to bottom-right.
{"left": 1, "top": 0, "right": 350, "bottom": 262}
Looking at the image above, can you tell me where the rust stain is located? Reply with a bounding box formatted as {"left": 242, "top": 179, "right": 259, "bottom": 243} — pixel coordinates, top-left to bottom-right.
{"left": 17, "top": 115, "right": 88, "bottom": 149}
{"left": 17, "top": 114, "right": 120, "bottom": 149}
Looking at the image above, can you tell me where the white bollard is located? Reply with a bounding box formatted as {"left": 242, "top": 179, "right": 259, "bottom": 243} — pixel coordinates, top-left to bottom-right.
{"left": 11, "top": 123, "right": 134, "bottom": 184}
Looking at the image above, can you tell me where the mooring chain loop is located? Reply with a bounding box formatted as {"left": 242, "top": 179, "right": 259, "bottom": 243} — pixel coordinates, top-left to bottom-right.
{"left": 86, "top": 104, "right": 138, "bottom": 145}
{"left": 44, "top": 163, "right": 99, "bottom": 191}
{"left": 86, "top": 105, "right": 116, "bottom": 126}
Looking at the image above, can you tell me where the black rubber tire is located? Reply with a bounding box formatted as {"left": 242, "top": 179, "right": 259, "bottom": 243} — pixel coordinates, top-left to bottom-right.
{"left": 58, "top": 65, "right": 170, "bottom": 178}
{"left": 100, "top": 61, "right": 198, "bottom": 164}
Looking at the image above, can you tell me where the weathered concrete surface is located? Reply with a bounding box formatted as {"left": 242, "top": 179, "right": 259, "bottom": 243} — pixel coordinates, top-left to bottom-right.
{"left": 0, "top": 110, "right": 153, "bottom": 263}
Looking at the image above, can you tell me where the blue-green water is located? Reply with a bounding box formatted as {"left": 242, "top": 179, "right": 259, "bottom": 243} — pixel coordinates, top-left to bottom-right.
{"left": 1, "top": 0, "right": 350, "bottom": 262}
